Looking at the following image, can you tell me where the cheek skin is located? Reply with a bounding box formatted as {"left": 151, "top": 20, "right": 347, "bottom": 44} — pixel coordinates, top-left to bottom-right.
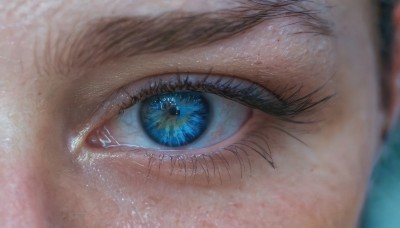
{"left": 0, "top": 166, "right": 48, "bottom": 227}
{"left": 56, "top": 140, "right": 366, "bottom": 228}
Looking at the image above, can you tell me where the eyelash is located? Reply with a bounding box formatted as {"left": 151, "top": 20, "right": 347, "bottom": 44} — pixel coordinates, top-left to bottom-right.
{"left": 83, "top": 73, "right": 332, "bottom": 184}
{"left": 118, "top": 73, "right": 332, "bottom": 120}
{"left": 144, "top": 124, "right": 276, "bottom": 183}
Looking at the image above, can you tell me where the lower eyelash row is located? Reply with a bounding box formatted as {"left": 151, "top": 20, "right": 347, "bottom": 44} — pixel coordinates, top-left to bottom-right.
{"left": 81, "top": 110, "right": 307, "bottom": 185}
{"left": 134, "top": 122, "right": 304, "bottom": 185}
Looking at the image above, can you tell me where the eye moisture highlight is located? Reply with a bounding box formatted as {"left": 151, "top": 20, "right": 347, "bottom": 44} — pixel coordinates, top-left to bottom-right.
{"left": 83, "top": 73, "right": 332, "bottom": 184}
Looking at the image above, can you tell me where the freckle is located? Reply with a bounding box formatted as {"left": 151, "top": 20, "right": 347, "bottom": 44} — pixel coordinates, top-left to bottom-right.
{"left": 199, "top": 219, "right": 216, "bottom": 227}
{"left": 260, "top": 202, "right": 267, "bottom": 208}
{"left": 228, "top": 202, "right": 242, "bottom": 209}
{"left": 146, "top": 195, "right": 162, "bottom": 206}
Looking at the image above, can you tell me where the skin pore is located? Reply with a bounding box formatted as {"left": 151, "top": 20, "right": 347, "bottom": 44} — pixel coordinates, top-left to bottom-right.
{"left": 0, "top": 0, "right": 396, "bottom": 227}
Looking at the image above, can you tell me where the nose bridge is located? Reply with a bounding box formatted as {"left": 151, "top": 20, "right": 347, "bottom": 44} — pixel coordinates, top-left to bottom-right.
{"left": 0, "top": 89, "right": 54, "bottom": 227}
{"left": 0, "top": 19, "right": 61, "bottom": 226}
{"left": 0, "top": 114, "right": 52, "bottom": 227}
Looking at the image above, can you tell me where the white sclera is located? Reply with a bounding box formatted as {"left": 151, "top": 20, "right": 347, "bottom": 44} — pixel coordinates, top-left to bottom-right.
{"left": 105, "top": 93, "right": 250, "bottom": 150}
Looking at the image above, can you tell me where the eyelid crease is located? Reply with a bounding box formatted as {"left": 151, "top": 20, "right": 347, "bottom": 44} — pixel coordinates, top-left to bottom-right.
{"left": 118, "top": 73, "right": 334, "bottom": 122}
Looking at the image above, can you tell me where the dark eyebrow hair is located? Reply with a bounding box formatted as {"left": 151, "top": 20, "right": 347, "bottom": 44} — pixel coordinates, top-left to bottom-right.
{"left": 47, "top": 0, "right": 332, "bottom": 76}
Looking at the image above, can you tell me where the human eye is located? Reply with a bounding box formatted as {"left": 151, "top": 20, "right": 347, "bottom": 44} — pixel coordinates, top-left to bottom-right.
{"left": 78, "top": 73, "right": 331, "bottom": 185}
{"left": 96, "top": 90, "right": 249, "bottom": 150}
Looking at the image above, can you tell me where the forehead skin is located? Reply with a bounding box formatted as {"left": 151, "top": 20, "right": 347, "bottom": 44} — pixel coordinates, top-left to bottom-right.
{"left": 0, "top": 0, "right": 382, "bottom": 227}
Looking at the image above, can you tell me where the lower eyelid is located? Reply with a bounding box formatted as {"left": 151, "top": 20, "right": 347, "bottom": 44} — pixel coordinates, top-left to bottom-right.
{"left": 82, "top": 112, "right": 280, "bottom": 185}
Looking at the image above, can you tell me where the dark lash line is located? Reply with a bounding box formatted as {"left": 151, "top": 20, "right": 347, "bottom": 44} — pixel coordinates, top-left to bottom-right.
{"left": 120, "top": 73, "right": 333, "bottom": 124}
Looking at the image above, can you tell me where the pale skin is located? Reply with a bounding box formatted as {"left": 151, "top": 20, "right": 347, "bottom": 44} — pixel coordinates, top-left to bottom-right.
{"left": 0, "top": 0, "right": 399, "bottom": 227}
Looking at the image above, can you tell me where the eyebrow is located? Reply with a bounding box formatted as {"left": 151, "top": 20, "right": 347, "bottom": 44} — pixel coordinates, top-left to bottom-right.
{"left": 47, "top": 0, "right": 332, "bottom": 76}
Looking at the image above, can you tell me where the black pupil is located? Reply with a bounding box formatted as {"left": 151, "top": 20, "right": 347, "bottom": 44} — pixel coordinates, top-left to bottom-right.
{"left": 169, "top": 106, "right": 180, "bottom": 116}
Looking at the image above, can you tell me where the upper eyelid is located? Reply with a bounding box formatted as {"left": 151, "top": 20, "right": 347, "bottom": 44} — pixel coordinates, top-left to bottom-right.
{"left": 68, "top": 72, "right": 334, "bottom": 153}
{"left": 84, "top": 72, "right": 333, "bottom": 134}
{"left": 120, "top": 73, "right": 334, "bottom": 121}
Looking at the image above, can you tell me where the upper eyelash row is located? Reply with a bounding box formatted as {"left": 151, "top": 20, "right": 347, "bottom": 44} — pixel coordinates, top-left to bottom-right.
{"left": 118, "top": 73, "right": 334, "bottom": 122}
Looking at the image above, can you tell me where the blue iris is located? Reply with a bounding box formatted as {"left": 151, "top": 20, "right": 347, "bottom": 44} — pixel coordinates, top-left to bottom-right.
{"left": 140, "top": 92, "right": 210, "bottom": 147}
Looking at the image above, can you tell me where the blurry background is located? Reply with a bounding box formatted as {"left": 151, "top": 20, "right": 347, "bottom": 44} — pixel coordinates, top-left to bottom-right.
{"left": 361, "top": 122, "right": 400, "bottom": 227}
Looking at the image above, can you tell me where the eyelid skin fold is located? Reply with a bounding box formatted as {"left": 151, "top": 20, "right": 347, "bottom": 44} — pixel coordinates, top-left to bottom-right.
{"left": 71, "top": 73, "right": 333, "bottom": 185}
{"left": 117, "top": 73, "right": 333, "bottom": 119}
